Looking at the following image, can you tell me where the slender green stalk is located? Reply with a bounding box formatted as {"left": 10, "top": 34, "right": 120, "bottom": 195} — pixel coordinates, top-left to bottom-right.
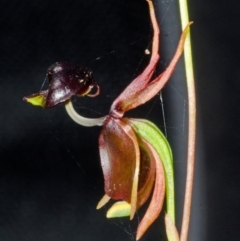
{"left": 178, "top": 1, "right": 196, "bottom": 241}
{"left": 65, "top": 100, "right": 106, "bottom": 127}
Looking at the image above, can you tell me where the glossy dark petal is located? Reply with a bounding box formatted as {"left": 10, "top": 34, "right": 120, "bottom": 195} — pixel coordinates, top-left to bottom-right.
{"left": 24, "top": 62, "right": 98, "bottom": 108}
{"left": 45, "top": 62, "right": 96, "bottom": 108}
{"left": 99, "top": 117, "right": 139, "bottom": 202}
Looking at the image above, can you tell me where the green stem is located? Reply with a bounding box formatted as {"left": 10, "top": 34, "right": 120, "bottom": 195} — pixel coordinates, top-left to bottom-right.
{"left": 178, "top": 1, "right": 196, "bottom": 241}
{"left": 65, "top": 100, "right": 106, "bottom": 127}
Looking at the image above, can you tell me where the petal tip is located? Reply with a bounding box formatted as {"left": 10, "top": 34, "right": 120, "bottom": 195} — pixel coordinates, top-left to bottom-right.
{"left": 106, "top": 201, "right": 131, "bottom": 218}
{"left": 23, "top": 93, "right": 46, "bottom": 108}
{"left": 96, "top": 194, "right": 111, "bottom": 210}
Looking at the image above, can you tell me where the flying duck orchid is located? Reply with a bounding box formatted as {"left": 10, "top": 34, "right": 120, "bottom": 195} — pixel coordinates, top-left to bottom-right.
{"left": 24, "top": 1, "right": 191, "bottom": 240}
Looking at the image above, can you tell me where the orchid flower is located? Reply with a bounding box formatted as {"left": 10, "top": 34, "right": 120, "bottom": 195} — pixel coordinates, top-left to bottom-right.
{"left": 24, "top": 1, "right": 191, "bottom": 240}
{"left": 23, "top": 62, "right": 100, "bottom": 108}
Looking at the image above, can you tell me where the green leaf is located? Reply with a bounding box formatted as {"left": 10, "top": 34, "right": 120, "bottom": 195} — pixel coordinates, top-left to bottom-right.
{"left": 126, "top": 118, "right": 175, "bottom": 223}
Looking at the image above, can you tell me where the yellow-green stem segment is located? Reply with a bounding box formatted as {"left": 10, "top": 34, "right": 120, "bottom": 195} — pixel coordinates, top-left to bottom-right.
{"left": 178, "top": 1, "right": 196, "bottom": 241}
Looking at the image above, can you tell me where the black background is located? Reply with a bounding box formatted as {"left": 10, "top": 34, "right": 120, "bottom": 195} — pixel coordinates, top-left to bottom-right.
{"left": 0, "top": 0, "right": 239, "bottom": 241}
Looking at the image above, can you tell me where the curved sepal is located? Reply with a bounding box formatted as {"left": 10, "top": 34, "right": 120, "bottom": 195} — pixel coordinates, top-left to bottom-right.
{"left": 126, "top": 118, "right": 175, "bottom": 223}
{"left": 110, "top": 0, "right": 160, "bottom": 118}
{"left": 136, "top": 138, "right": 165, "bottom": 240}
{"left": 96, "top": 194, "right": 111, "bottom": 210}
{"left": 98, "top": 117, "right": 140, "bottom": 218}
{"left": 135, "top": 143, "right": 156, "bottom": 210}
{"left": 110, "top": 23, "right": 192, "bottom": 116}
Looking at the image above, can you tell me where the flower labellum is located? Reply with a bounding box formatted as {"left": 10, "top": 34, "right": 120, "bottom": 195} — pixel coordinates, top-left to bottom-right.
{"left": 23, "top": 62, "right": 100, "bottom": 108}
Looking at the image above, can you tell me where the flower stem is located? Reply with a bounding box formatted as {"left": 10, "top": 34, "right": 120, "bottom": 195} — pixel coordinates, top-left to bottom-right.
{"left": 65, "top": 100, "right": 106, "bottom": 127}
{"left": 178, "top": 1, "right": 196, "bottom": 241}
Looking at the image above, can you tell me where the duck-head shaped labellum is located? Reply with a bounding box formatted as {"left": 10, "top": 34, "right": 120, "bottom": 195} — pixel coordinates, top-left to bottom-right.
{"left": 23, "top": 62, "right": 100, "bottom": 108}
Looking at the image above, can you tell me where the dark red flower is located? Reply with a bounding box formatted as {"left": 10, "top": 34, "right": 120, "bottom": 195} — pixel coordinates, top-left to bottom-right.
{"left": 23, "top": 62, "right": 100, "bottom": 108}
{"left": 24, "top": 1, "right": 191, "bottom": 239}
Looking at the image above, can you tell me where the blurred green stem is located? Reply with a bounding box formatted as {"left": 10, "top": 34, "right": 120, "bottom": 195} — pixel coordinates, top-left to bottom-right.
{"left": 65, "top": 100, "right": 106, "bottom": 127}
{"left": 178, "top": 0, "right": 196, "bottom": 241}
